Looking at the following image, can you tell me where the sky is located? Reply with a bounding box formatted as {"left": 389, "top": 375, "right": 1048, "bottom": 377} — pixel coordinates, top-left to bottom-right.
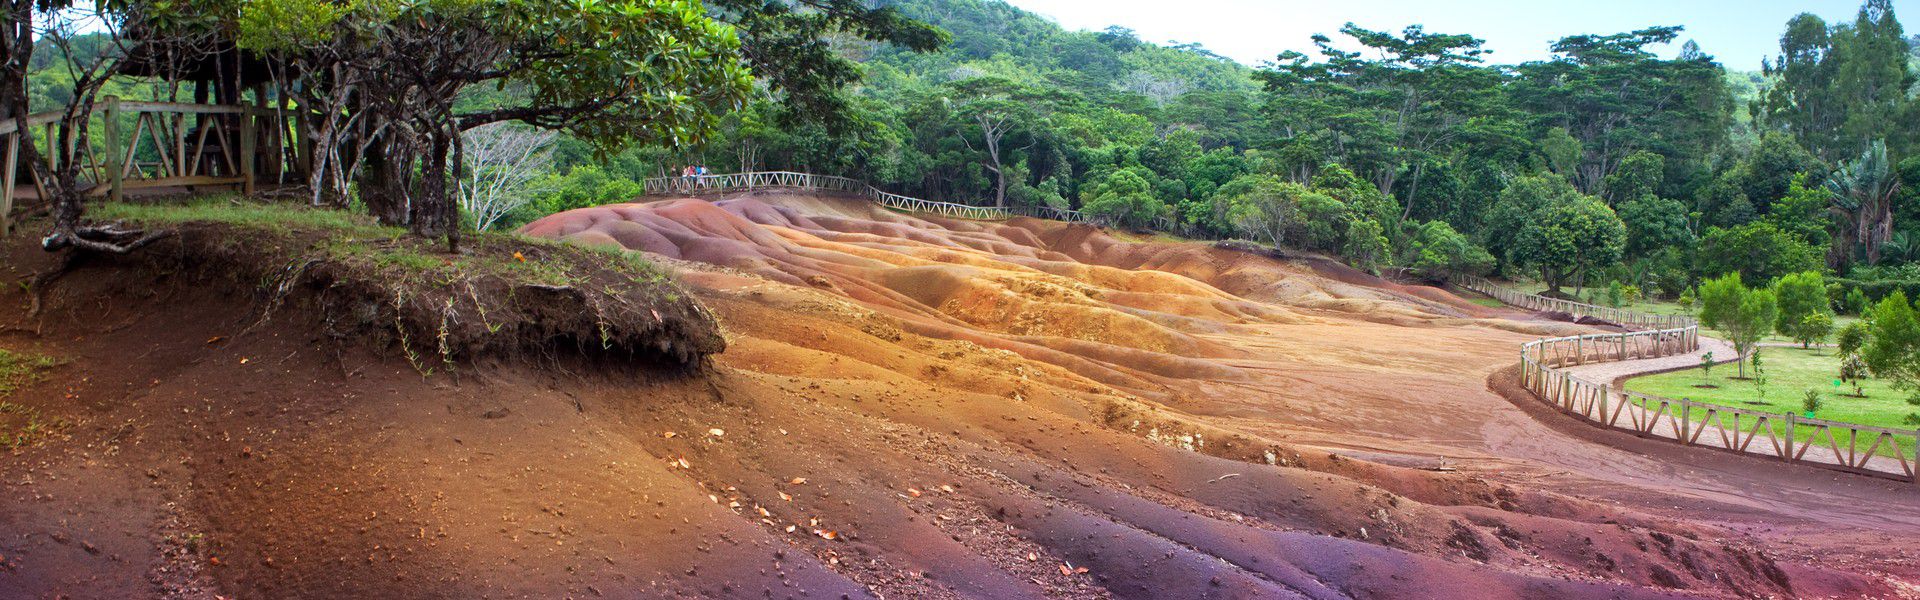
{"left": 999, "top": 0, "right": 1920, "bottom": 71}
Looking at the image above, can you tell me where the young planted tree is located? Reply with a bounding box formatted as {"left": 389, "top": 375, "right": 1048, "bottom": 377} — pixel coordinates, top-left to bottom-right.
{"left": 1863, "top": 291, "right": 1920, "bottom": 401}
{"left": 1698, "top": 273, "right": 1777, "bottom": 378}
{"left": 1773, "top": 271, "right": 1835, "bottom": 347}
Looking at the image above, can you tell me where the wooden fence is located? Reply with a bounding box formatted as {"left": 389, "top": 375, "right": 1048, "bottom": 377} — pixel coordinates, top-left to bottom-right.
{"left": 1455, "top": 274, "right": 1696, "bottom": 330}
{"left": 0, "top": 97, "right": 295, "bottom": 236}
{"left": 1520, "top": 328, "right": 1918, "bottom": 482}
{"left": 644, "top": 171, "right": 1095, "bottom": 223}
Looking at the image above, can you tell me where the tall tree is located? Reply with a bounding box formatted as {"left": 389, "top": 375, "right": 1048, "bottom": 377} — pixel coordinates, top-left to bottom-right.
{"left": 1511, "top": 27, "right": 1734, "bottom": 195}
{"left": 1825, "top": 140, "right": 1902, "bottom": 266}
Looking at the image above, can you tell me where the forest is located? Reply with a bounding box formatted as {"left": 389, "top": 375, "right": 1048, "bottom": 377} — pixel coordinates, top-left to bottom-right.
{"left": 12, "top": 0, "right": 1920, "bottom": 305}
{"left": 498, "top": 0, "right": 1920, "bottom": 311}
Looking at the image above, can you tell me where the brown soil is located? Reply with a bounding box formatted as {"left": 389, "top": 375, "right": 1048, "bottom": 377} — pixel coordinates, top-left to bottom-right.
{"left": 1, "top": 191, "right": 1916, "bottom": 599}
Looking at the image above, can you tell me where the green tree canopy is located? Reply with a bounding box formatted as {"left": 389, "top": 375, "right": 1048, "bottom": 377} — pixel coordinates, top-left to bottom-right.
{"left": 1773, "top": 271, "right": 1835, "bottom": 347}
{"left": 1699, "top": 273, "right": 1779, "bottom": 377}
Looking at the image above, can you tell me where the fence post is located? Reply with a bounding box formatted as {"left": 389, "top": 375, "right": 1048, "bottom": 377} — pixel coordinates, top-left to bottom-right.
{"left": 102, "top": 96, "right": 123, "bottom": 204}
{"left": 1599, "top": 385, "right": 1610, "bottom": 425}
{"left": 1785, "top": 414, "right": 1796, "bottom": 461}
{"left": 239, "top": 107, "right": 256, "bottom": 197}
{"left": 1680, "top": 402, "right": 1690, "bottom": 444}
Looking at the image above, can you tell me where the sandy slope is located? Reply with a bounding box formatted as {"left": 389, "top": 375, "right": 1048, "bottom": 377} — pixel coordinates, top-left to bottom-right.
{"left": 0, "top": 192, "right": 1915, "bottom": 599}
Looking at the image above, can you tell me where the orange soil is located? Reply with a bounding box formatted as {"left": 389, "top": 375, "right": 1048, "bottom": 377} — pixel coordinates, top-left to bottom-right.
{"left": 1, "top": 191, "right": 1916, "bottom": 599}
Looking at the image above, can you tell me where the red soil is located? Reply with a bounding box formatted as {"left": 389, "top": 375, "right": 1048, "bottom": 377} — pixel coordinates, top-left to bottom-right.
{"left": 2, "top": 191, "right": 1916, "bottom": 599}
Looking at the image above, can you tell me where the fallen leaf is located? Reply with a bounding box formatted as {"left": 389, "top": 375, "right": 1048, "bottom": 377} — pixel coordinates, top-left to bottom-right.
{"left": 708, "top": 494, "right": 719, "bottom": 504}
{"left": 512, "top": 252, "right": 527, "bottom": 263}
{"left": 206, "top": 336, "right": 225, "bottom": 345}
{"left": 788, "top": 477, "right": 807, "bottom": 485}
{"left": 756, "top": 506, "right": 770, "bottom": 517}
{"left": 662, "top": 432, "right": 677, "bottom": 438}
{"left": 814, "top": 529, "right": 838, "bottom": 540}
{"left": 907, "top": 488, "right": 923, "bottom": 497}
{"left": 1074, "top": 567, "right": 1089, "bottom": 574}
{"left": 1058, "top": 564, "right": 1071, "bottom": 576}
{"left": 676, "top": 458, "right": 691, "bottom": 469}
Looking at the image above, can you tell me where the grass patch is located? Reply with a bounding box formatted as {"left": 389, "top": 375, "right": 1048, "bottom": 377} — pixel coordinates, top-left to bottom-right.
{"left": 0, "top": 348, "right": 67, "bottom": 451}
{"left": 0, "top": 348, "right": 58, "bottom": 397}
{"left": 95, "top": 195, "right": 403, "bottom": 239}
{"left": 1625, "top": 346, "right": 1918, "bottom": 455}
{"left": 94, "top": 198, "right": 723, "bottom": 371}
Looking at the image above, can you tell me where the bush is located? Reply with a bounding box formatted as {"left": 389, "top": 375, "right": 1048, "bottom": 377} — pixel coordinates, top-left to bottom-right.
{"left": 1845, "top": 287, "right": 1871, "bottom": 315}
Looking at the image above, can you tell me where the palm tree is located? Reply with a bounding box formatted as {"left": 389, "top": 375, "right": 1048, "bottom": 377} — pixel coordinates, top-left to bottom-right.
{"left": 1825, "top": 140, "right": 1901, "bottom": 267}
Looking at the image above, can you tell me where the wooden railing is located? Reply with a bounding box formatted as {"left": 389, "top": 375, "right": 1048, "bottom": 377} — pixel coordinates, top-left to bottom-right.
{"left": 1520, "top": 327, "right": 1918, "bottom": 482}
{"left": 1456, "top": 274, "right": 1695, "bottom": 330}
{"left": 0, "top": 97, "right": 296, "bottom": 236}
{"left": 644, "top": 171, "right": 1095, "bottom": 223}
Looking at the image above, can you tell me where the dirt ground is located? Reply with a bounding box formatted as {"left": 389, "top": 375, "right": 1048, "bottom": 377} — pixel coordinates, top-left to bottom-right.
{"left": 2, "top": 191, "right": 1918, "bottom": 599}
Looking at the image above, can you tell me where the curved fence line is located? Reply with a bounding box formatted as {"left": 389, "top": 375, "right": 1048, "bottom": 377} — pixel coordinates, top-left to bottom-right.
{"left": 643, "top": 171, "right": 1097, "bottom": 224}
{"left": 1519, "top": 328, "right": 1918, "bottom": 482}
{"left": 1455, "top": 274, "right": 1695, "bottom": 330}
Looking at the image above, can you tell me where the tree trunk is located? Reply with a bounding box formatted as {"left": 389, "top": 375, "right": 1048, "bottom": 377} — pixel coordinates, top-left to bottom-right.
{"left": 359, "top": 134, "right": 410, "bottom": 226}
{"left": 409, "top": 127, "right": 460, "bottom": 252}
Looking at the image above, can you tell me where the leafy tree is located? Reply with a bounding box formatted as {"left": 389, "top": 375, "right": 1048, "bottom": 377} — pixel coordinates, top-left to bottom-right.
{"left": 1774, "top": 271, "right": 1835, "bottom": 347}
{"left": 1080, "top": 167, "right": 1167, "bottom": 228}
{"left": 1765, "top": 173, "right": 1835, "bottom": 248}
{"left": 1215, "top": 174, "right": 1304, "bottom": 246}
{"left": 1697, "top": 222, "right": 1824, "bottom": 283}
{"left": 1699, "top": 273, "right": 1778, "bottom": 377}
{"left": 1343, "top": 218, "right": 1390, "bottom": 273}
{"left": 1603, "top": 151, "right": 1665, "bottom": 204}
{"left": 1761, "top": 1, "right": 1915, "bottom": 160}
{"left": 1510, "top": 193, "right": 1626, "bottom": 294}
{"left": 1617, "top": 195, "right": 1693, "bottom": 257}
{"left": 1738, "top": 133, "right": 1825, "bottom": 211}
{"left": 1863, "top": 290, "right": 1920, "bottom": 400}
{"left": 1511, "top": 27, "right": 1733, "bottom": 195}
{"left": 1407, "top": 220, "right": 1494, "bottom": 281}
{"left": 1482, "top": 173, "right": 1585, "bottom": 272}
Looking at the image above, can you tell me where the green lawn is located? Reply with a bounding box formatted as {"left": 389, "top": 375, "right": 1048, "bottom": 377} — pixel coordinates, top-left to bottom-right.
{"left": 1625, "top": 346, "right": 1919, "bottom": 454}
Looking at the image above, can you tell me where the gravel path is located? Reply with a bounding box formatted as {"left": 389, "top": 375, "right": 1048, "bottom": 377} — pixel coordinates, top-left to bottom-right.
{"left": 1559, "top": 335, "right": 1735, "bottom": 385}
